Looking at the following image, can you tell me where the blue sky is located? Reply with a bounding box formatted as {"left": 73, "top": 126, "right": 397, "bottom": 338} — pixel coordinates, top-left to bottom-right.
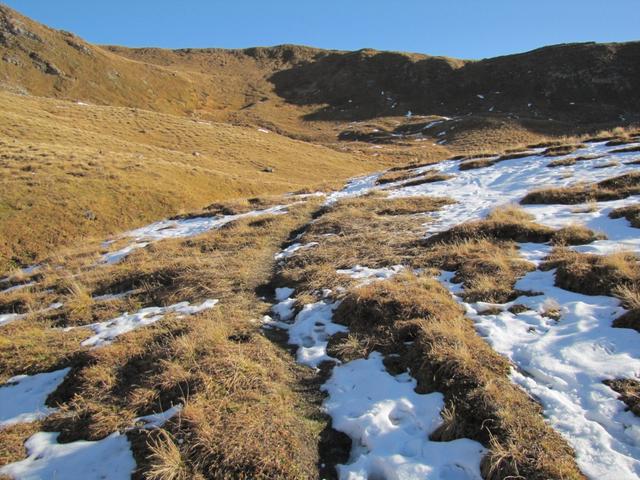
{"left": 4, "top": 0, "right": 639, "bottom": 59}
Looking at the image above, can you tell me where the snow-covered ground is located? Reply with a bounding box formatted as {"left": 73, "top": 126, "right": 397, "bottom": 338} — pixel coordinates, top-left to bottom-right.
{"left": 266, "top": 140, "right": 640, "bottom": 479}
{"left": 0, "top": 368, "right": 70, "bottom": 426}
{"left": 267, "top": 251, "right": 486, "bottom": 477}
{"left": 0, "top": 432, "right": 136, "bottom": 480}
{"left": 370, "top": 141, "right": 640, "bottom": 479}
{"left": 2, "top": 140, "right": 639, "bottom": 479}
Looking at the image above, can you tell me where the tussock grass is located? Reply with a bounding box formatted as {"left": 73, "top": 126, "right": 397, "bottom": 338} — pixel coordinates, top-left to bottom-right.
{"left": 376, "top": 170, "right": 421, "bottom": 185}
{"left": 0, "top": 198, "right": 327, "bottom": 477}
{"left": 611, "top": 145, "right": 640, "bottom": 153}
{"left": 613, "top": 284, "right": 640, "bottom": 332}
{"left": 0, "top": 422, "right": 42, "bottom": 468}
{"left": 275, "top": 199, "right": 582, "bottom": 478}
{"left": 547, "top": 154, "right": 602, "bottom": 167}
{"left": 610, "top": 204, "right": 640, "bottom": 228}
{"left": 521, "top": 172, "right": 640, "bottom": 204}
{"left": 604, "top": 378, "right": 640, "bottom": 417}
{"left": 425, "top": 205, "right": 604, "bottom": 246}
{"left": 543, "top": 247, "right": 640, "bottom": 297}
{"left": 376, "top": 169, "right": 453, "bottom": 186}
{"left": 542, "top": 144, "right": 586, "bottom": 157}
{"left": 459, "top": 158, "right": 496, "bottom": 171}
{"left": 419, "top": 238, "right": 534, "bottom": 303}
{"left": 274, "top": 194, "right": 451, "bottom": 301}
{"left": 593, "top": 160, "right": 621, "bottom": 169}
{"left": 457, "top": 151, "right": 537, "bottom": 171}
{"left": 337, "top": 192, "right": 453, "bottom": 216}
{"left": 330, "top": 274, "right": 583, "bottom": 480}
{"left": 401, "top": 172, "right": 454, "bottom": 187}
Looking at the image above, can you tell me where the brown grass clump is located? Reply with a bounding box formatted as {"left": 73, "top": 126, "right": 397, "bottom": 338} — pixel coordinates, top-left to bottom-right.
{"left": 547, "top": 154, "right": 602, "bottom": 167}
{"left": 543, "top": 248, "right": 640, "bottom": 296}
{"left": 604, "top": 378, "right": 640, "bottom": 417}
{"left": 0, "top": 422, "right": 42, "bottom": 467}
{"left": 450, "top": 153, "right": 498, "bottom": 161}
{"left": 419, "top": 238, "right": 534, "bottom": 303}
{"left": 521, "top": 172, "right": 640, "bottom": 204}
{"left": 425, "top": 205, "right": 604, "bottom": 246}
{"left": 330, "top": 274, "right": 583, "bottom": 480}
{"left": 611, "top": 145, "right": 640, "bottom": 153}
{"left": 1, "top": 198, "right": 328, "bottom": 478}
{"left": 144, "top": 430, "right": 190, "bottom": 480}
{"left": 274, "top": 194, "right": 451, "bottom": 299}
{"left": 457, "top": 150, "right": 537, "bottom": 170}
{"left": 552, "top": 224, "right": 607, "bottom": 245}
{"left": 376, "top": 169, "right": 453, "bottom": 186}
{"left": 610, "top": 204, "right": 640, "bottom": 228}
{"left": 400, "top": 172, "right": 454, "bottom": 187}
{"left": 547, "top": 157, "right": 578, "bottom": 167}
{"left": 338, "top": 193, "right": 453, "bottom": 216}
{"left": 542, "top": 144, "right": 586, "bottom": 157}
{"left": 496, "top": 151, "right": 537, "bottom": 161}
{"left": 171, "top": 195, "right": 286, "bottom": 220}
{"left": 458, "top": 158, "right": 496, "bottom": 170}
{"left": 527, "top": 140, "right": 566, "bottom": 149}
{"left": 593, "top": 160, "right": 621, "bottom": 169}
{"left": 375, "top": 170, "right": 420, "bottom": 185}
{"left": 612, "top": 284, "right": 640, "bottom": 332}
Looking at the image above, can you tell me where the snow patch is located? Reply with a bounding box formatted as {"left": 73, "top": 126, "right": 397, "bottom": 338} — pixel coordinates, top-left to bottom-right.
{"left": 80, "top": 299, "right": 218, "bottom": 347}
{"left": 0, "top": 432, "right": 136, "bottom": 480}
{"left": 274, "top": 242, "right": 318, "bottom": 260}
{"left": 101, "top": 205, "right": 291, "bottom": 264}
{"left": 324, "top": 353, "right": 486, "bottom": 480}
{"left": 336, "top": 265, "right": 403, "bottom": 285}
{"left": 0, "top": 368, "right": 70, "bottom": 427}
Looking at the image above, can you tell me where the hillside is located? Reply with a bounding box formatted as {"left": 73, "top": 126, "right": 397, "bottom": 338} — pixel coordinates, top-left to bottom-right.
{"left": 1, "top": 5, "right": 640, "bottom": 479}
{"left": 0, "top": 89, "right": 382, "bottom": 269}
{"left": 1, "top": 135, "right": 640, "bottom": 479}
{"left": 1, "top": 3, "right": 640, "bottom": 267}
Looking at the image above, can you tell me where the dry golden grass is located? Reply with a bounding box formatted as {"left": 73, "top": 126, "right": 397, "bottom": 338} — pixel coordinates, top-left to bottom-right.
{"left": 521, "top": 172, "right": 640, "bottom": 205}
{"left": 273, "top": 198, "right": 583, "bottom": 479}
{"left": 375, "top": 168, "right": 453, "bottom": 186}
{"left": 543, "top": 247, "right": 640, "bottom": 297}
{"left": 0, "top": 197, "right": 327, "bottom": 477}
{"left": 144, "top": 430, "right": 190, "bottom": 480}
{"left": 273, "top": 193, "right": 451, "bottom": 301}
{"left": 547, "top": 155, "right": 602, "bottom": 167}
{"left": 611, "top": 145, "right": 640, "bottom": 153}
{"left": 0, "top": 90, "right": 385, "bottom": 271}
{"left": 425, "top": 205, "right": 604, "bottom": 246}
{"left": 542, "top": 144, "right": 586, "bottom": 157}
{"left": 328, "top": 274, "right": 582, "bottom": 480}
{"left": 613, "top": 284, "right": 640, "bottom": 332}
{"left": 0, "top": 422, "right": 42, "bottom": 468}
{"left": 419, "top": 238, "right": 535, "bottom": 303}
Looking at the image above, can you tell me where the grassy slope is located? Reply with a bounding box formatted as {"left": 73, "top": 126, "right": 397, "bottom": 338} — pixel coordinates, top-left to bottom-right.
{"left": 0, "top": 90, "right": 382, "bottom": 268}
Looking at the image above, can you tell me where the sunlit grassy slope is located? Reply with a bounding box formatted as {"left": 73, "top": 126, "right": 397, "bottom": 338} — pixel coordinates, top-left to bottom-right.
{"left": 0, "top": 90, "right": 382, "bottom": 269}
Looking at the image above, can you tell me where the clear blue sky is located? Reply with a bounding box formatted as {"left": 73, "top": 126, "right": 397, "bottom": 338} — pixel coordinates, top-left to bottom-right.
{"left": 4, "top": 0, "right": 639, "bottom": 59}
